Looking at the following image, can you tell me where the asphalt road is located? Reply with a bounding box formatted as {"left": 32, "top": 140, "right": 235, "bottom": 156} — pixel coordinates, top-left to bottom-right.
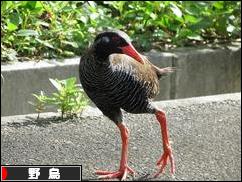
{"left": 1, "top": 93, "right": 241, "bottom": 181}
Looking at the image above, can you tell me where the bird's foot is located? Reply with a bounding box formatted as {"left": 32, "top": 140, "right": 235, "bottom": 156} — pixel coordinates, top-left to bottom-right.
{"left": 154, "top": 145, "right": 175, "bottom": 178}
{"left": 96, "top": 165, "right": 135, "bottom": 181}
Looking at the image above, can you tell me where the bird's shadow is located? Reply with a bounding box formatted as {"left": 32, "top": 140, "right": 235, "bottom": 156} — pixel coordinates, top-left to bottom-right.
{"left": 6, "top": 115, "right": 80, "bottom": 128}
{"left": 82, "top": 173, "right": 158, "bottom": 181}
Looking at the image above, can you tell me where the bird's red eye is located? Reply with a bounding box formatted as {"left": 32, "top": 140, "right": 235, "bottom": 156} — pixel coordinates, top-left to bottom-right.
{"left": 112, "top": 36, "right": 120, "bottom": 42}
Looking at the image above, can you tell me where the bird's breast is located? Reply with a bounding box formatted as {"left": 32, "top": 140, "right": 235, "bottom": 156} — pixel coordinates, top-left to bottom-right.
{"left": 79, "top": 54, "right": 159, "bottom": 113}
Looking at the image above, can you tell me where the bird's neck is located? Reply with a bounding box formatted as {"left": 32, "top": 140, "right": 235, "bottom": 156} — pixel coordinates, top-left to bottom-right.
{"left": 82, "top": 47, "right": 110, "bottom": 70}
{"left": 92, "top": 46, "right": 111, "bottom": 64}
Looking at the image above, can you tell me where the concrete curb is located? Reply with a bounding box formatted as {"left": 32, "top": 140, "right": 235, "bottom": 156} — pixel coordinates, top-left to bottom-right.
{"left": 1, "top": 92, "right": 241, "bottom": 124}
{"left": 1, "top": 45, "right": 241, "bottom": 116}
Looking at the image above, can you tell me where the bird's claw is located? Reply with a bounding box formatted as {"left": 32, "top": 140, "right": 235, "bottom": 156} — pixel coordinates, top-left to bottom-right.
{"left": 153, "top": 146, "right": 175, "bottom": 178}
{"left": 96, "top": 165, "right": 135, "bottom": 181}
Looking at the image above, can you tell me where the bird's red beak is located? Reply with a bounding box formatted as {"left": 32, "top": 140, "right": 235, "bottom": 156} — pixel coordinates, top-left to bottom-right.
{"left": 121, "top": 44, "right": 144, "bottom": 64}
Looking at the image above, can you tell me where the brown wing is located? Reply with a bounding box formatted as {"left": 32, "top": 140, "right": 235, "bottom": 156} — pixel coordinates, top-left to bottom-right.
{"left": 109, "top": 54, "right": 160, "bottom": 99}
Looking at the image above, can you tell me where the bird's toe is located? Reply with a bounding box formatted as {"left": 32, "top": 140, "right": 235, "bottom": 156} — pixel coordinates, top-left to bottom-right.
{"left": 154, "top": 147, "right": 175, "bottom": 177}
{"left": 96, "top": 165, "right": 135, "bottom": 181}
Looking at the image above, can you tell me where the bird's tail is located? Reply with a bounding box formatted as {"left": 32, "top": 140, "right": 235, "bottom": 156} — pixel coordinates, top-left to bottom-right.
{"left": 142, "top": 55, "right": 176, "bottom": 79}
{"left": 155, "top": 66, "right": 176, "bottom": 79}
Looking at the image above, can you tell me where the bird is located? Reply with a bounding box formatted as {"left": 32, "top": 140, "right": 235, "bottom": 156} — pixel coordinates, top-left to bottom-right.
{"left": 79, "top": 30, "right": 175, "bottom": 180}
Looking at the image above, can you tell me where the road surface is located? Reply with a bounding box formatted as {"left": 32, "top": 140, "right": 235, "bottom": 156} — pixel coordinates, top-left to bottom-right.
{"left": 1, "top": 93, "right": 241, "bottom": 181}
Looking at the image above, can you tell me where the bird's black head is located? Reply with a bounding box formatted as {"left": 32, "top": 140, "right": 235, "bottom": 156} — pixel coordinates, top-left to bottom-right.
{"left": 93, "top": 30, "right": 143, "bottom": 64}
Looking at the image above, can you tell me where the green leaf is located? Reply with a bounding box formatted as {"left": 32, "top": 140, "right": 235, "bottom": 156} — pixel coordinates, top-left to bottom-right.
{"left": 43, "top": 42, "right": 55, "bottom": 49}
{"left": 40, "top": 91, "right": 45, "bottom": 96}
{"left": 32, "top": 94, "right": 40, "bottom": 99}
{"left": 79, "top": 16, "right": 88, "bottom": 24}
{"left": 184, "top": 15, "right": 199, "bottom": 23}
{"left": 9, "top": 13, "right": 22, "bottom": 26}
{"left": 150, "top": 13, "right": 157, "bottom": 20}
{"left": 17, "top": 29, "right": 39, "bottom": 36}
{"left": 87, "top": 1, "right": 96, "bottom": 8}
{"left": 24, "top": 1, "right": 43, "bottom": 12}
{"left": 1, "top": 1, "right": 14, "bottom": 15}
{"left": 52, "top": 93, "right": 60, "bottom": 98}
{"left": 62, "top": 51, "right": 75, "bottom": 57}
{"left": 187, "top": 34, "right": 203, "bottom": 41}
{"left": 213, "top": 2, "right": 224, "bottom": 9}
{"left": 7, "top": 22, "right": 18, "bottom": 31}
{"left": 184, "top": 3, "right": 201, "bottom": 16}
{"left": 36, "top": 38, "right": 55, "bottom": 49}
{"left": 227, "top": 24, "right": 235, "bottom": 33}
{"left": 49, "top": 78, "right": 62, "bottom": 91}
{"left": 189, "top": 18, "right": 212, "bottom": 31}
{"left": 36, "top": 21, "right": 50, "bottom": 28}
{"left": 61, "top": 40, "right": 78, "bottom": 48}
{"left": 66, "top": 77, "right": 76, "bottom": 88}
{"left": 170, "top": 3, "right": 182, "bottom": 18}
{"left": 1, "top": 48, "right": 18, "bottom": 62}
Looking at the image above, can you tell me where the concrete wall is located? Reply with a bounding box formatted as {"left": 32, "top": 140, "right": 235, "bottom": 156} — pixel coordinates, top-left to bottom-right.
{"left": 1, "top": 45, "right": 241, "bottom": 116}
{"left": 173, "top": 47, "right": 241, "bottom": 99}
{"left": 1, "top": 58, "right": 80, "bottom": 116}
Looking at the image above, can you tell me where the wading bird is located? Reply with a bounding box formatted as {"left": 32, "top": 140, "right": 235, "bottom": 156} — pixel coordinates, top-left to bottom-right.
{"left": 79, "top": 30, "right": 175, "bottom": 180}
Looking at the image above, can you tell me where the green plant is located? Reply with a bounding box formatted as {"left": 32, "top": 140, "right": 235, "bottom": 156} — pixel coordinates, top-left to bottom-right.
{"left": 29, "top": 77, "right": 89, "bottom": 119}
{"left": 1, "top": 1, "right": 241, "bottom": 62}
{"left": 46, "top": 77, "right": 88, "bottom": 118}
{"left": 28, "top": 91, "right": 48, "bottom": 120}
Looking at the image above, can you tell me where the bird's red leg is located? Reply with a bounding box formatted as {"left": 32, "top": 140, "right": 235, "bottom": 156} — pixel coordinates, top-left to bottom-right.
{"left": 154, "top": 110, "right": 175, "bottom": 177}
{"left": 95, "top": 123, "right": 135, "bottom": 180}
